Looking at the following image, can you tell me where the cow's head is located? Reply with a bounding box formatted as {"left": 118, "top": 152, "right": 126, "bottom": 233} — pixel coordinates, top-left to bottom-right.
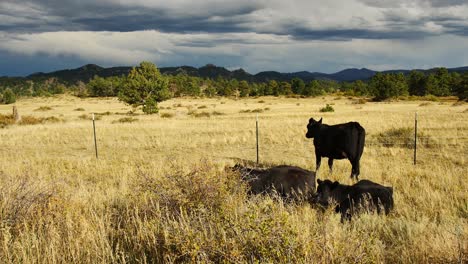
{"left": 312, "top": 179, "right": 339, "bottom": 207}
{"left": 305, "top": 117, "right": 322, "bottom": 138}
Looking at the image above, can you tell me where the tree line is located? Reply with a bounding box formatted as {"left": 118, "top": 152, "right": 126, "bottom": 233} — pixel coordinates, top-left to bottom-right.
{"left": 1, "top": 62, "right": 467, "bottom": 111}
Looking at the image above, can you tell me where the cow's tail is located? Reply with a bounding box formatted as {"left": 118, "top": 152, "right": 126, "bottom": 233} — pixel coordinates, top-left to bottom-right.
{"left": 356, "top": 123, "right": 365, "bottom": 160}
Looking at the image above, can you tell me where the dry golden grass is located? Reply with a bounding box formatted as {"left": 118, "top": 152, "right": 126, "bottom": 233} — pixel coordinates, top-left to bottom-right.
{"left": 0, "top": 95, "right": 466, "bottom": 263}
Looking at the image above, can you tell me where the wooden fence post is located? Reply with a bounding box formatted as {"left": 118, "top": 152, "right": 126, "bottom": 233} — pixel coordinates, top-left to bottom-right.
{"left": 256, "top": 114, "right": 259, "bottom": 165}
{"left": 93, "top": 113, "right": 98, "bottom": 159}
{"left": 12, "top": 106, "right": 21, "bottom": 123}
{"left": 414, "top": 112, "right": 417, "bottom": 165}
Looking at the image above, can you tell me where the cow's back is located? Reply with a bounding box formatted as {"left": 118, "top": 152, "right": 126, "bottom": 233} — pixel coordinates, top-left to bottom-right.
{"left": 315, "top": 122, "right": 365, "bottom": 159}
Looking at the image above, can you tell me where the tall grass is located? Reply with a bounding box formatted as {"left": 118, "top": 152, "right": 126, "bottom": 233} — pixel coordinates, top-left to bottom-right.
{"left": 0, "top": 95, "right": 466, "bottom": 263}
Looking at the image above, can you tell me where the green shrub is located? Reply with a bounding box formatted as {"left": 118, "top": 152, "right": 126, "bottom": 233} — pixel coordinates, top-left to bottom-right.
{"left": 74, "top": 108, "right": 85, "bottom": 111}
{"left": 319, "top": 104, "right": 334, "bottom": 112}
{"left": 2, "top": 88, "right": 16, "bottom": 104}
{"left": 211, "top": 111, "right": 225, "bottom": 116}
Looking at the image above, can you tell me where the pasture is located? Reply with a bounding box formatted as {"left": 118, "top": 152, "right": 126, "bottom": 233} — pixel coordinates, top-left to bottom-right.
{"left": 0, "top": 95, "right": 467, "bottom": 263}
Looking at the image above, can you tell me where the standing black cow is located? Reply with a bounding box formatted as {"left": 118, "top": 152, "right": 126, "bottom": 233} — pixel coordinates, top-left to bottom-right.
{"left": 306, "top": 118, "right": 365, "bottom": 179}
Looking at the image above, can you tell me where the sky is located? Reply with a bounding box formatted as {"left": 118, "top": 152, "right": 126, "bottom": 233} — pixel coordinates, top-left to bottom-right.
{"left": 0, "top": 0, "right": 467, "bottom": 76}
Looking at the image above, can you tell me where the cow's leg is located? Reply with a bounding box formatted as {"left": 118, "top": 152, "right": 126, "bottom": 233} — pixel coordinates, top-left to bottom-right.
{"left": 350, "top": 159, "right": 360, "bottom": 180}
{"left": 328, "top": 158, "right": 334, "bottom": 173}
{"left": 315, "top": 151, "right": 321, "bottom": 172}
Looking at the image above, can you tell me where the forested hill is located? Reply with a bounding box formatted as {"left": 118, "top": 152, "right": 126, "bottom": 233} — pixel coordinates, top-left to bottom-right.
{"left": 25, "top": 64, "right": 468, "bottom": 84}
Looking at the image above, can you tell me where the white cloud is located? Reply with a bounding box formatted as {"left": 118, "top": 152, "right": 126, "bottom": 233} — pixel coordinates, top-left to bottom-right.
{"left": 0, "top": 30, "right": 467, "bottom": 73}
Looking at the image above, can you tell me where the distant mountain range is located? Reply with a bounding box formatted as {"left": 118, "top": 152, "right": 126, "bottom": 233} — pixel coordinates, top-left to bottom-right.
{"left": 23, "top": 64, "right": 468, "bottom": 83}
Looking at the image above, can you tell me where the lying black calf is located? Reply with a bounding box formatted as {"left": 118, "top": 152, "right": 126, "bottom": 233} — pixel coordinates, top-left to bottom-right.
{"left": 231, "top": 164, "right": 316, "bottom": 201}
{"left": 313, "top": 179, "right": 393, "bottom": 221}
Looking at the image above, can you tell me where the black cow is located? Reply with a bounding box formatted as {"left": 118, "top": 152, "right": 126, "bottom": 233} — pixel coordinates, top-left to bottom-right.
{"left": 306, "top": 117, "right": 365, "bottom": 179}
{"left": 313, "top": 179, "right": 394, "bottom": 221}
{"left": 231, "top": 164, "right": 316, "bottom": 201}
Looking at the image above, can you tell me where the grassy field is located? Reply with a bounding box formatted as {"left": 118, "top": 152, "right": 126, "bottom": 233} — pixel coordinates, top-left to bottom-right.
{"left": 0, "top": 95, "right": 467, "bottom": 263}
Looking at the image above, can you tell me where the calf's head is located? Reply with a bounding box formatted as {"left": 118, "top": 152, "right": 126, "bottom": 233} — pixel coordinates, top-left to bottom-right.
{"left": 305, "top": 117, "right": 322, "bottom": 138}
{"left": 313, "top": 179, "right": 339, "bottom": 207}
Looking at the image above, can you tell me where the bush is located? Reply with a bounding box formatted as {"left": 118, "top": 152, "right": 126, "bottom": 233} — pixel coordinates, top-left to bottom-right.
{"left": 0, "top": 113, "right": 15, "bottom": 128}
{"left": 74, "top": 108, "right": 85, "bottom": 111}
{"left": 319, "top": 104, "right": 334, "bottom": 112}
{"left": 2, "top": 88, "right": 16, "bottom": 104}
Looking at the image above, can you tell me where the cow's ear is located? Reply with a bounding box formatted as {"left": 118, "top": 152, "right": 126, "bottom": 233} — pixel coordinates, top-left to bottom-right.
{"left": 309, "top": 118, "right": 315, "bottom": 123}
{"left": 331, "top": 181, "right": 339, "bottom": 189}
{"left": 317, "top": 179, "right": 322, "bottom": 185}
{"left": 318, "top": 118, "right": 322, "bottom": 124}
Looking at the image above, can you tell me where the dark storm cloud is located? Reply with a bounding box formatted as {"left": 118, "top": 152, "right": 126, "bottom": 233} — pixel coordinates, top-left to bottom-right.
{"left": 73, "top": 13, "right": 250, "bottom": 33}
{"left": 1, "top": 0, "right": 467, "bottom": 40}
{"left": 358, "top": 0, "right": 468, "bottom": 8}
{"left": 0, "top": 0, "right": 264, "bottom": 33}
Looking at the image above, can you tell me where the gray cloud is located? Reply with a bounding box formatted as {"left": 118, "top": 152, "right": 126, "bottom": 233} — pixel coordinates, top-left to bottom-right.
{"left": 0, "top": 0, "right": 467, "bottom": 40}
{"left": 0, "top": 0, "right": 467, "bottom": 76}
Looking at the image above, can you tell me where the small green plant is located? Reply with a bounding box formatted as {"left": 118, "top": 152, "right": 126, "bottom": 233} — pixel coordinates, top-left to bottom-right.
{"left": 258, "top": 100, "right": 265, "bottom": 103}
{"left": 74, "top": 108, "right": 85, "bottom": 111}
{"left": 419, "top": 102, "right": 432, "bottom": 107}
{"left": 319, "top": 104, "right": 334, "bottom": 112}
{"left": 211, "top": 111, "right": 225, "bottom": 116}
{"left": 112, "top": 117, "right": 138, "bottom": 124}
{"left": 198, "top": 105, "right": 208, "bottom": 109}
